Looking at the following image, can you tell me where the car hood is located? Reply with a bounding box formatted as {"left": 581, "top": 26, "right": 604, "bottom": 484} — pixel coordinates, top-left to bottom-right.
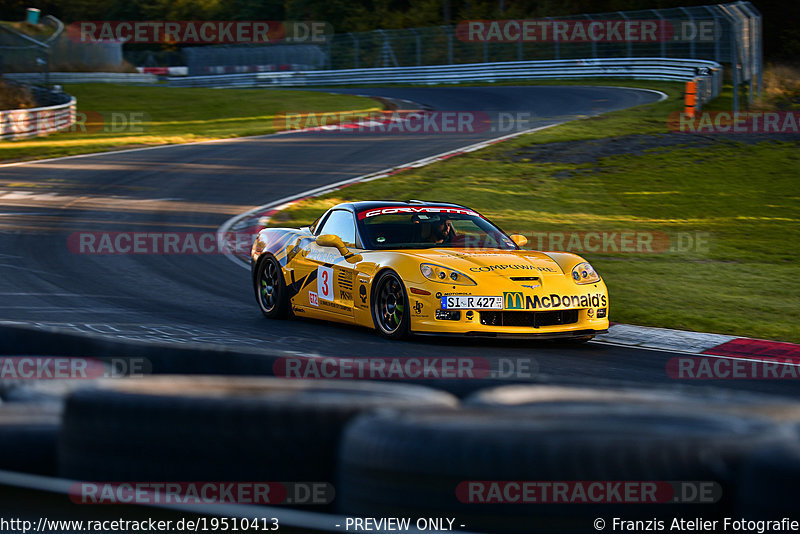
{"left": 401, "top": 248, "right": 565, "bottom": 278}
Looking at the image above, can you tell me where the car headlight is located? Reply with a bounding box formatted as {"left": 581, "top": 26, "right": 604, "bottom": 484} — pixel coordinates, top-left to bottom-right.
{"left": 420, "top": 263, "right": 476, "bottom": 286}
{"left": 572, "top": 262, "right": 600, "bottom": 284}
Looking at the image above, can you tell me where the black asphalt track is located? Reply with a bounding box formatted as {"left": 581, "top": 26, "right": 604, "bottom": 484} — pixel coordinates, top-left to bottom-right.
{"left": 2, "top": 85, "right": 796, "bottom": 398}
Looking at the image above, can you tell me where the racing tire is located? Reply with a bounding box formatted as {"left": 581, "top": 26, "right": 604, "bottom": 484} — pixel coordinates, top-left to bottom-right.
{"left": 736, "top": 442, "right": 800, "bottom": 518}
{"left": 371, "top": 270, "right": 410, "bottom": 340}
{"left": 58, "top": 376, "right": 457, "bottom": 488}
{"left": 337, "top": 405, "right": 786, "bottom": 533}
{"left": 466, "top": 384, "right": 800, "bottom": 421}
{"left": 0, "top": 403, "right": 61, "bottom": 476}
{"left": 254, "top": 254, "right": 289, "bottom": 319}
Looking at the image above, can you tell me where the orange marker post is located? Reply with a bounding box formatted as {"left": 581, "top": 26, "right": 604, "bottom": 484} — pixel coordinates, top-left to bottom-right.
{"left": 684, "top": 80, "right": 698, "bottom": 118}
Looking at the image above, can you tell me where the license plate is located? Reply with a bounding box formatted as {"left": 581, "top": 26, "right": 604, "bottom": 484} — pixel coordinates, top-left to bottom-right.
{"left": 441, "top": 296, "right": 503, "bottom": 310}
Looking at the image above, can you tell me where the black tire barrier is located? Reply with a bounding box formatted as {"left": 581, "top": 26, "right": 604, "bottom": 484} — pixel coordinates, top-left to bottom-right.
{"left": 0, "top": 324, "right": 533, "bottom": 398}
{"left": 58, "top": 376, "right": 457, "bottom": 492}
{"left": 0, "top": 323, "right": 286, "bottom": 376}
{"left": 0, "top": 404, "right": 62, "bottom": 476}
{"left": 1, "top": 375, "right": 93, "bottom": 405}
{"left": 466, "top": 384, "right": 800, "bottom": 421}
{"left": 736, "top": 436, "right": 800, "bottom": 519}
{"left": 337, "top": 406, "right": 790, "bottom": 533}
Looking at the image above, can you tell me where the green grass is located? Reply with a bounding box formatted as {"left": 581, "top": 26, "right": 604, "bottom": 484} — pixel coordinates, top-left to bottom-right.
{"left": 0, "top": 84, "right": 382, "bottom": 162}
{"left": 0, "top": 21, "right": 56, "bottom": 40}
{"left": 271, "top": 83, "right": 800, "bottom": 343}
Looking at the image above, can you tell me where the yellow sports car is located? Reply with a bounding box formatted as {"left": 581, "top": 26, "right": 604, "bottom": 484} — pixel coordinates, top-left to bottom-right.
{"left": 251, "top": 201, "right": 609, "bottom": 340}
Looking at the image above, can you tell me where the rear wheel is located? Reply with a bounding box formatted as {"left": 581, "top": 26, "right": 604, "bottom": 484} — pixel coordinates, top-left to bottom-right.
{"left": 371, "top": 271, "right": 410, "bottom": 339}
{"left": 254, "top": 254, "right": 289, "bottom": 319}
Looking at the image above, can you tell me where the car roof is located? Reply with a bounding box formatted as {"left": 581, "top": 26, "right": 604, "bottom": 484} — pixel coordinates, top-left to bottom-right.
{"left": 333, "top": 200, "right": 470, "bottom": 212}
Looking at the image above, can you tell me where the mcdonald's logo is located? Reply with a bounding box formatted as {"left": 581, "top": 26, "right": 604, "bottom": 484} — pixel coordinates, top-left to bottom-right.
{"left": 504, "top": 292, "right": 524, "bottom": 310}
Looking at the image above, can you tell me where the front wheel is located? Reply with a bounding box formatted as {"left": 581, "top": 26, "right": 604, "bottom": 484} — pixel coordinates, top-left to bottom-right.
{"left": 255, "top": 254, "right": 289, "bottom": 319}
{"left": 371, "top": 271, "right": 410, "bottom": 340}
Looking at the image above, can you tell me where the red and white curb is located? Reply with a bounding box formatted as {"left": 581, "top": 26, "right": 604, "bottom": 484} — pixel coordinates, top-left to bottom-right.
{"left": 596, "top": 324, "right": 736, "bottom": 353}
{"left": 598, "top": 323, "right": 800, "bottom": 369}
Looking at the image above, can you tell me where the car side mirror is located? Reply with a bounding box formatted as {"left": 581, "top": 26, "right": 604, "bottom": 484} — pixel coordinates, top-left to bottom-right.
{"left": 510, "top": 234, "right": 528, "bottom": 247}
{"left": 316, "top": 234, "right": 346, "bottom": 253}
{"left": 316, "top": 234, "right": 362, "bottom": 263}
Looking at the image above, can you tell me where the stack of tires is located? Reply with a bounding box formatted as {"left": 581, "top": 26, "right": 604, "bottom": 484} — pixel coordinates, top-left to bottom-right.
{"left": 56, "top": 375, "right": 457, "bottom": 511}
{"left": 336, "top": 385, "right": 800, "bottom": 533}
{"left": 2, "top": 370, "right": 800, "bottom": 533}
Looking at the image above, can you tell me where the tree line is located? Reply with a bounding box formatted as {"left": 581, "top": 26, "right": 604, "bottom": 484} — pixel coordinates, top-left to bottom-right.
{"left": 0, "top": 0, "right": 796, "bottom": 61}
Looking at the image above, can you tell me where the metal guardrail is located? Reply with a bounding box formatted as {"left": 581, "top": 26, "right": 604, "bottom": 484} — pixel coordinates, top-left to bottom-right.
{"left": 177, "top": 1, "right": 757, "bottom": 110}
{"left": 0, "top": 92, "right": 76, "bottom": 140}
{"left": 169, "top": 57, "right": 722, "bottom": 102}
{"left": 4, "top": 72, "right": 158, "bottom": 85}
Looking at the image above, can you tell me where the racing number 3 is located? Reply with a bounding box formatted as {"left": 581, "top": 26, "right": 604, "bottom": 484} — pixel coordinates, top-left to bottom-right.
{"left": 318, "top": 266, "right": 334, "bottom": 301}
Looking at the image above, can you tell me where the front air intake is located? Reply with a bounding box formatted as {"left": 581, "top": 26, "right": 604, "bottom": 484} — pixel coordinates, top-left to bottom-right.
{"left": 480, "top": 310, "right": 579, "bottom": 328}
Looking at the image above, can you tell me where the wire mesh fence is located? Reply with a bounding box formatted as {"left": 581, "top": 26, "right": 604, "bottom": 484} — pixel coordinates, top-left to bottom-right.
{"left": 0, "top": 1, "right": 761, "bottom": 109}
{"left": 181, "top": 1, "right": 759, "bottom": 107}
{"left": 0, "top": 16, "right": 124, "bottom": 83}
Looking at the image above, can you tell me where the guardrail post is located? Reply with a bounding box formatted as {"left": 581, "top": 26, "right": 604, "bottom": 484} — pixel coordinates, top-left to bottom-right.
{"left": 348, "top": 33, "right": 359, "bottom": 69}
{"left": 412, "top": 29, "right": 421, "bottom": 66}
{"left": 678, "top": 7, "right": 696, "bottom": 59}
{"left": 727, "top": 4, "right": 753, "bottom": 106}
{"left": 717, "top": 5, "right": 741, "bottom": 111}
{"left": 377, "top": 30, "right": 398, "bottom": 68}
{"left": 701, "top": 6, "right": 723, "bottom": 64}
{"left": 442, "top": 26, "right": 453, "bottom": 65}
{"left": 651, "top": 9, "right": 667, "bottom": 57}
{"left": 617, "top": 12, "right": 632, "bottom": 57}
{"left": 547, "top": 17, "right": 559, "bottom": 60}
{"left": 586, "top": 14, "right": 597, "bottom": 59}
{"left": 737, "top": 1, "right": 762, "bottom": 97}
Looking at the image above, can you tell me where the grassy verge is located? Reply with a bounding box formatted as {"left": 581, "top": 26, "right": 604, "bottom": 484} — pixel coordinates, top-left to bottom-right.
{"left": 0, "top": 84, "right": 382, "bottom": 162}
{"left": 271, "top": 82, "right": 800, "bottom": 343}
{"left": 0, "top": 80, "right": 35, "bottom": 109}
{"left": 0, "top": 21, "right": 56, "bottom": 40}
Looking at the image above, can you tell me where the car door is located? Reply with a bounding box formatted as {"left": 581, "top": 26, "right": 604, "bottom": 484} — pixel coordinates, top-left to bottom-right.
{"left": 301, "top": 209, "right": 359, "bottom": 319}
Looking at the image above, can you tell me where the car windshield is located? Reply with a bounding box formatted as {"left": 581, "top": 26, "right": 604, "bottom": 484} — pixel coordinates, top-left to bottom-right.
{"left": 356, "top": 206, "right": 517, "bottom": 250}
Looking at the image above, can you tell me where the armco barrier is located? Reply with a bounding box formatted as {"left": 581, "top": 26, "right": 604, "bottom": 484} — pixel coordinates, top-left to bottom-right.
{"left": 4, "top": 72, "right": 158, "bottom": 85}
{"left": 0, "top": 92, "right": 76, "bottom": 140}
{"left": 168, "top": 57, "right": 722, "bottom": 104}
